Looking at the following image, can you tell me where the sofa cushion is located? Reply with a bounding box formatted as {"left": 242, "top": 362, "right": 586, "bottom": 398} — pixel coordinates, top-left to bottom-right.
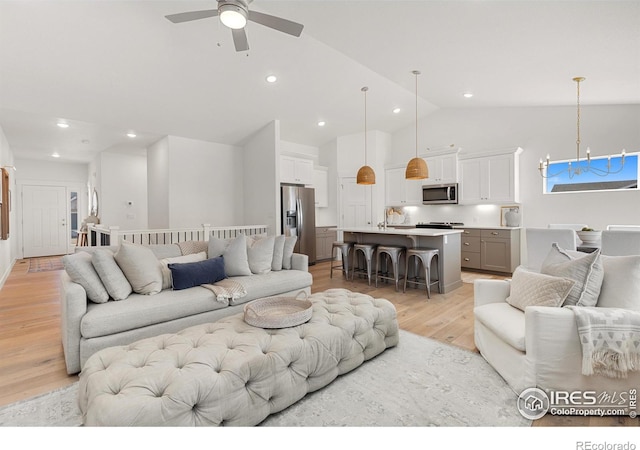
{"left": 282, "top": 236, "right": 297, "bottom": 270}
{"left": 272, "top": 235, "right": 285, "bottom": 271}
{"left": 208, "top": 235, "right": 252, "bottom": 276}
{"left": 147, "top": 244, "right": 182, "bottom": 259}
{"left": 114, "top": 242, "right": 163, "bottom": 295}
{"left": 228, "top": 269, "right": 313, "bottom": 305}
{"left": 169, "top": 257, "right": 226, "bottom": 290}
{"left": 91, "top": 249, "right": 132, "bottom": 301}
{"left": 474, "top": 303, "right": 526, "bottom": 352}
{"left": 597, "top": 255, "right": 640, "bottom": 310}
{"left": 246, "top": 235, "right": 275, "bottom": 274}
{"left": 506, "top": 267, "right": 574, "bottom": 311}
{"left": 540, "top": 243, "right": 604, "bottom": 307}
{"left": 63, "top": 252, "right": 109, "bottom": 304}
{"left": 160, "top": 252, "right": 207, "bottom": 290}
{"left": 81, "top": 286, "right": 229, "bottom": 338}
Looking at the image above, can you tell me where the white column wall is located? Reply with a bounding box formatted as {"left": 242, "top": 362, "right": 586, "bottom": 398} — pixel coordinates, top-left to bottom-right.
{"left": 243, "top": 121, "right": 279, "bottom": 234}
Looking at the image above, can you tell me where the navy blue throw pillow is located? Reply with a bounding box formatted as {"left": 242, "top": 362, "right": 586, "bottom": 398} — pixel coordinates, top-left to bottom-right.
{"left": 168, "top": 256, "right": 227, "bottom": 290}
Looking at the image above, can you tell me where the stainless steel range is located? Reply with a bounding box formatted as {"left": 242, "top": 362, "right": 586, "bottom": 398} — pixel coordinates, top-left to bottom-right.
{"left": 415, "top": 222, "right": 464, "bottom": 229}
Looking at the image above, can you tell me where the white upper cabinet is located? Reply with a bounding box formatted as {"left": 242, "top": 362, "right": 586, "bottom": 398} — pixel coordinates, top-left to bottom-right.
{"left": 280, "top": 156, "right": 314, "bottom": 185}
{"left": 423, "top": 153, "right": 458, "bottom": 186}
{"left": 385, "top": 167, "right": 422, "bottom": 206}
{"left": 313, "top": 167, "right": 329, "bottom": 208}
{"left": 458, "top": 148, "right": 523, "bottom": 204}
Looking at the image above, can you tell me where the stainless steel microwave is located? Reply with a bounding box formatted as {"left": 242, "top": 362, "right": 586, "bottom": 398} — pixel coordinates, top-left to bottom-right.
{"left": 422, "top": 183, "right": 458, "bottom": 204}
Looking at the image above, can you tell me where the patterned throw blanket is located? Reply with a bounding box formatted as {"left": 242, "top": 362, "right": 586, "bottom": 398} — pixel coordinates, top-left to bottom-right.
{"left": 567, "top": 306, "right": 640, "bottom": 378}
{"left": 201, "top": 279, "right": 247, "bottom": 304}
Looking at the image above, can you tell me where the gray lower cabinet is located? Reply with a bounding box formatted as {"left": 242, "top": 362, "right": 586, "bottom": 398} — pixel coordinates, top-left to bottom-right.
{"left": 316, "top": 226, "right": 337, "bottom": 261}
{"left": 461, "top": 228, "right": 520, "bottom": 274}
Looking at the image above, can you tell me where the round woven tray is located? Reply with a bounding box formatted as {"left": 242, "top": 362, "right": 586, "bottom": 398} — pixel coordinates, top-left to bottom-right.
{"left": 243, "top": 291, "right": 312, "bottom": 329}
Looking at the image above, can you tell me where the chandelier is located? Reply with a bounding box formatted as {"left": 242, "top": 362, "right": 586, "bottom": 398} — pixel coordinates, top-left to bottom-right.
{"left": 539, "top": 77, "right": 625, "bottom": 178}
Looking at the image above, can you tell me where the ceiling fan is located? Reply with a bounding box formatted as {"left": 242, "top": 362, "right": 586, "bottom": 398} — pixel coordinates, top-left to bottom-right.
{"left": 165, "top": 0, "right": 304, "bottom": 52}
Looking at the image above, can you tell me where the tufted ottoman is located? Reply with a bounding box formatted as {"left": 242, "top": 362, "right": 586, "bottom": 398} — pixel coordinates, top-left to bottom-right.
{"left": 78, "top": 288, "right": 398, "bottom": 426}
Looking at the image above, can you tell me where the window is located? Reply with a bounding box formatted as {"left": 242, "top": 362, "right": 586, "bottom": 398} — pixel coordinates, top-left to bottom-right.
{"left": 543, "top": 154, "right": 638, "bottom": 194}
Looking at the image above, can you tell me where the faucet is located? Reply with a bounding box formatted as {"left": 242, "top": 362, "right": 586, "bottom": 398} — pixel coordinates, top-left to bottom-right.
{"left": 383, "top": 208, "right": 388, "bottom": 229}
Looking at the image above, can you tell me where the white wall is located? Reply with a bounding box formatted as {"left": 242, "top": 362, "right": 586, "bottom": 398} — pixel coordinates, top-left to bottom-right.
{"left": 390, "top": 104, "right": 640, "bottom": 229}
{"left": 147, "top": 137, "right": 170, "bottom": 228}
{"left": 0, "top": 126, "right": 16, "bottom": 287}
{"left": 166, "top": 135, "right": 244, "bottom": 229}
{"left": 99, "top": 151, "right": 148, "bottom": 230}
{"left": 244, "top": 121, "right": 279, "bottom": 234}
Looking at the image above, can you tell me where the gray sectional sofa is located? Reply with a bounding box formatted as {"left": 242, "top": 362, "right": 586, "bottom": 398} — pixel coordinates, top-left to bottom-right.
{"left": 61, "top": 236, "right": 312, "bottom": 374}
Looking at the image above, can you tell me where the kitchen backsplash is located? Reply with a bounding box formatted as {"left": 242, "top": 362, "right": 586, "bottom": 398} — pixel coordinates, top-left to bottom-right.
{"left": 389, "top": 204, "right": 516, "bottom": 227}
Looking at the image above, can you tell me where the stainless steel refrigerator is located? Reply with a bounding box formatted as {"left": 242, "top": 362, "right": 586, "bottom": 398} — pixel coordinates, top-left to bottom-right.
{"left": 281, "top": 185, "right": 316, "bottom": 265}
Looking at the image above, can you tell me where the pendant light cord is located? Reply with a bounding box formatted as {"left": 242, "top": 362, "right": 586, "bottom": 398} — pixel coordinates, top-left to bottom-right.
{"left": 362, "top": 86, "right": 368, "bottom": 165}
{"left": 413, "top": 70, "right": 421, "bottom": 158}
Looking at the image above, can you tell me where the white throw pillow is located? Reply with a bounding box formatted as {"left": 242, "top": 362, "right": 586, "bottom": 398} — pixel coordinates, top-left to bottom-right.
{"left": 272, "top": 235, "right": 285, "bottom": 271}
{"left": 282, "top": 236, "right": 297, "bottom": 270}
{"left": 540, "top": 243, "right": 604, "bottom": 307}
{"left": 506, "top": 266, "right": 575, "bottom": 312}
{"left": 246, "top": 235, "right": 275, "bottom": 275}
{"left": 114, "top": 242, "right": 163, "bottom": 295}
{"left": 62, "top": 252, "right": 109, "bottom": 303}
{"left": 207, "top": 235, "right": 253, "bottom": 277}
{"left": 91, "top": 249, "right": 132, "bottom": 301}
{"left": 159, "top": 252, "right": 207, "bottom": 290}
{"left": 597, "top": 255, "right": 640, "bottom": 310}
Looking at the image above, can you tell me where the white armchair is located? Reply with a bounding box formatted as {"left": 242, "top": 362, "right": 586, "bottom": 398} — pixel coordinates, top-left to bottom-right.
{"left": 474, "top": 278, "right": 640, "bottom": 395}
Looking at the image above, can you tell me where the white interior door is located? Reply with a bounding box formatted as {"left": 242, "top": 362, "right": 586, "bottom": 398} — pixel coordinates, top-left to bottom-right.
{"left": 339, "top": 177, "right": 372, "bottom": 228}
{"left": 22, "top": 185, "right": 68, "bottom": 257}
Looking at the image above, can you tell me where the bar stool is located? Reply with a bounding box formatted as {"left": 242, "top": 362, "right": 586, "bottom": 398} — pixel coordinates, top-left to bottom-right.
{"left": 352, "top": 243, "right": 378, "bottom": 285}
{"left": 330, "top": 241, "right": 354, "bottom": 279}
{"left": 403, "top": 248, "right": 440, "bottom": 298}
{"left": 375, "top": 245, "right": 406, "bottom": 291}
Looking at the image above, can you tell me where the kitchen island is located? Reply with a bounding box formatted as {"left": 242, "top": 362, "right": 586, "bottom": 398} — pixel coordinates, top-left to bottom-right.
{"left": 337, "top": 227, "right": 463, "bottom": 294}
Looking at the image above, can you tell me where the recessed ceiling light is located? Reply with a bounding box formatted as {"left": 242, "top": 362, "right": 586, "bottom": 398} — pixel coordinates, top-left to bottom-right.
{"left": 265, "top": 75, "right": 277, "bottom": 83}
{"left": 57, "top": 121, "right": 69, "bottom": 128}
{"left": 317, "top": 121, "right": 326, "bottom": 127}
{"left": 392, "top": 107, "right": 401, "bottom": 114}
{"left": 127, "top": 132, "right": 137, "bottom": 138}
{"left": 51, "top": 152, "right": 61, "bottom": 158}
{"left": 463, "top": 92, "right": 474, "bottom": 98}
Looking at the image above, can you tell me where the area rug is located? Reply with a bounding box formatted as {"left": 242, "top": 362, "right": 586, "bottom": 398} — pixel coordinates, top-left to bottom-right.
{"left": 27, "top": 257, "right": 64, "bottom": 273}
{"left": 0, "top": 331, "right": 530, "bottom": 427}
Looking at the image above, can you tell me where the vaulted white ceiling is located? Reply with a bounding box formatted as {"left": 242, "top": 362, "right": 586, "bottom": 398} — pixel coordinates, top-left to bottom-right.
{"left": 0, "top": 0, "right": 638, "bottom": 163}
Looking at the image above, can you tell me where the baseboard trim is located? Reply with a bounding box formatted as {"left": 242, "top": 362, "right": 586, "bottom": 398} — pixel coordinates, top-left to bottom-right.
{"left": 0, "top": 258, "right": 17, "bottom": 291}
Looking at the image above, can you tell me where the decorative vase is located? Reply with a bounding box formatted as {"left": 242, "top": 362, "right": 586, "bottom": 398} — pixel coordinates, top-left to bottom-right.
{"left": 505, "top": 208, "right": 521, "bottom": 227}
{"left": 577, "top": 230, "right": 601, "bottom": 245}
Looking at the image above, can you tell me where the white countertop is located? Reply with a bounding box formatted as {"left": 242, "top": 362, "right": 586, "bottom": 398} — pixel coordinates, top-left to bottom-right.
{"left": 336, "top": 227, "right": 463, "bottom": 237}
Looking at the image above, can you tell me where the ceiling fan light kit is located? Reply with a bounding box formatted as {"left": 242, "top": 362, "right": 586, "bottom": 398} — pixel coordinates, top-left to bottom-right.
{"left": 219, "top": 4, "right": 247, "bottom": 29}
{"left": 165, "top": 0, "right": 304, "bottom": 52}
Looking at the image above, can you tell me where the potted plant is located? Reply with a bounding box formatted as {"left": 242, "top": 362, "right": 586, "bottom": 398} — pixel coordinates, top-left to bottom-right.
{"left": 576, "top": 227, "right": 602, "bottom": 245}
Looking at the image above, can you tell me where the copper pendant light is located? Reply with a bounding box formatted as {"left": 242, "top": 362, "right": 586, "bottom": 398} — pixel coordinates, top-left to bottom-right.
{"left": 356, "top": 86, "right": 376, "bottom": 185}
{"left": 405, "top": 70, "right": 429, "bottom": 180}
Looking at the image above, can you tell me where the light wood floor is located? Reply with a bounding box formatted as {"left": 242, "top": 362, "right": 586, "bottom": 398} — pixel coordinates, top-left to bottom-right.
{"left": 0, "top": 257, "right": 636, "bottom": 427}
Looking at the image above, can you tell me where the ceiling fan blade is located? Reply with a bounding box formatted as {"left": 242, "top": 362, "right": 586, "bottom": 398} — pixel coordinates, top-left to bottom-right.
{"left": 232, "top": 28, "right": 249, "bottom": 52}
{"left": 165, "top": 9, "right": 219, "bottom": 24}
{"left": 248, "top": 10, "right": 304, "bottom": 37}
